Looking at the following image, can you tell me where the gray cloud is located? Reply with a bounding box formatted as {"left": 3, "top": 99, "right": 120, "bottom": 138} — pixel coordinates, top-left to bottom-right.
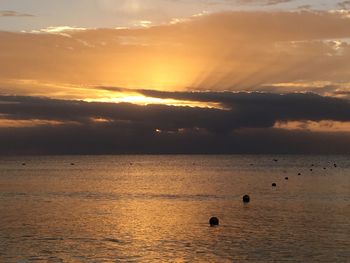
{"left": 0, "top": 10, "right": 34, "bottom": 17}
{"left": 2, "top": 124, "right": 350, "bottom": 155}
{"left": 338, "top": 1, "right": 350, "bottom": 9}
{"left": 2, "top": 92, "right": 350, "bottom": 126}
{"left": 0, "top": 92, "right": 349, "bottom": 154}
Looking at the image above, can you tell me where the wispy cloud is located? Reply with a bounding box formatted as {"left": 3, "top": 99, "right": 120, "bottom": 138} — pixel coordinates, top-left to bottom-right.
{"left": 236, "top": 0, "right": 293, "bottom": 6}
{"left": 338, "top": 1, "right": 350, "bottom": 9}
{"left": 0, "top": 10, "right": 34, "bottom": 17}
{"left": 30, "top": 26, "right": 88, "bottom": 34}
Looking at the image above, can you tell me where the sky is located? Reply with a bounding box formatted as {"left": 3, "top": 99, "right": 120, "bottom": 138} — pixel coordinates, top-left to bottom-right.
{"left": 0, "top": 0, "right": 342, "bottom": 31}
{"left": 1, "top": 0, "right": 350, "bottom": 154}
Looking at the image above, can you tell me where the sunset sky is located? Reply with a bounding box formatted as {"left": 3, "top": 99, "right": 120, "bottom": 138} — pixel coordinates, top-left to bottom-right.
{"left": 1, "top": 0, "right": 350, "bottom": 154}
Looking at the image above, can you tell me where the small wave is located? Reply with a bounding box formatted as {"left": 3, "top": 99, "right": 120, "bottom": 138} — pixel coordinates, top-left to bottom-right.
{"left": 37, "top": 237, "right": 64, "bottom": 241}
{"left": 103, "top": 238, "right": 121, "bottom": 243}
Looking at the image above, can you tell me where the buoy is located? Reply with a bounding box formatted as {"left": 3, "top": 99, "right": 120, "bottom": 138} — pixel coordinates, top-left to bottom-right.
{"left": 243, "top": 195, "right": 250, "bottom": 203}
{"left": 298, "top": 173, "right": 301, "bottom": 175}
{"left": 285, "top": 177, "right": 289, "bottom": 180}
{"left": 272, "top": 183, "right": 277, "bottom": 187}
{"left": 334, "top": 164, "right": 337, "bottom": 168}
{"left": 70, "top": 163, "right": 75, "bottom": 166}
{"left": 22, "top": 163, "right": 26, "bottom": 166}
{"left": 323, "top": 167, "right": 326, "bottom": 170}
{"left": 274, "top": 159, "right": 278, "bottom": 162}
{"left": 209, "top": 217, "right": 219, "bottom": 226}
{"left": 310, "top": 169, "right": 313, "bottom": 171}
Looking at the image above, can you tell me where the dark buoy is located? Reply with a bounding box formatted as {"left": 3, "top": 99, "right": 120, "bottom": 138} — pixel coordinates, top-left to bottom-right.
{"left": 310, "top": 169, "right": 313, "bottom": 171}
{"left": 209, "top": 217, "right": 219, "bottom": 226}
{"left": 274, "top": 159, "right": 278, "bottom": 162}
{"left": 334, "top": 164, "right": 337, "bottom": 168}
{"left": 243, "top": 195, "right": 250, "bottom": 203}
{"left": 272, "top": 183, "right": 277, "bottom": 187}
{"left": 22, "top": 163, "right": 26, "bottom": 166}
{"left": 298, "top": 173, "right": 301, "bottom": 175}
{"left": 285, "top": 177, "right": 289, "bottom": 180}
{"left": 70, "top": 163, "right": 75, "bottom": 166}
{"left": 323, "top": 167, "right": 326, "bottom": 170}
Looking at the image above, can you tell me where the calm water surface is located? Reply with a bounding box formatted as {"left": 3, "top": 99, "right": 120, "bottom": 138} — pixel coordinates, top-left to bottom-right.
{"left": 0, "top": 155, "right": 349, "bottom": 262}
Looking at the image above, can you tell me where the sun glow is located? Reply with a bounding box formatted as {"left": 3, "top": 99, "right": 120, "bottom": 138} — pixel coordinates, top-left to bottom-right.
{"left": 86, "top": 94, "right": 223, "bottom": 109}
{"left": 0, "top": 119, "right": 70, "bottom": 128}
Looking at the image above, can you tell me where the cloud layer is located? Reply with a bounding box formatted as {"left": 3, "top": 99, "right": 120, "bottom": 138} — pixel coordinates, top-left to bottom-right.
{"left": 1, "top": 92, "right": 349, "bottom": 154}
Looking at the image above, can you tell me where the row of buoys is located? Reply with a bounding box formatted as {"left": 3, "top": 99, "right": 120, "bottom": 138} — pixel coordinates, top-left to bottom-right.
{"left": 298, "top": 162, "right": 338, "bottom": 175}
{"left": 209, "top": 159, "right": 341, "bottom": 227}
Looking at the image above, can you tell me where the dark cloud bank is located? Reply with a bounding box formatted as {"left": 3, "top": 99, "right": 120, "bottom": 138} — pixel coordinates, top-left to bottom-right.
{"left": 0, "top": 91, "right": 350, "bottom": 155}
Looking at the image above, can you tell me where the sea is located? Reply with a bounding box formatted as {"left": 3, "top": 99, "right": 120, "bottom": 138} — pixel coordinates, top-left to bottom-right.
{"left": 0, "top": 155, "right": 349, "bottom": 262}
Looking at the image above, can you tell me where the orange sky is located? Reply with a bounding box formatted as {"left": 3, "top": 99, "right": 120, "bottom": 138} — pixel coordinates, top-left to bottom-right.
{"left": 1, "top": 11, "right": 350, "bottom": 101}
{"left": 1, "top": 6, "right": 350, "bottom": 140}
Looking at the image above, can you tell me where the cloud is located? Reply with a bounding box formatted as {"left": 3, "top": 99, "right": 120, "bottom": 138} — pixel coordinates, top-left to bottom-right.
{"left": 2, "top": 92, "right": 350, "bottom": 125}
{"left": 0, "top": 10, "right": 34, "bottom": 17}
{"left": 31, "top": 26, "right": 88, "bottom": 34}
{"left": 171, "top": 0, "right": 293, "bottom": 6}
{"left": 236, "top": 0, "right": 293, "bottom": 6}
{"left": 1, "top": 120, "right": 350, "bottom": 155}
{"left": 338, "top": 1, "right": 350, "bottom": 10}
{"left": 0, "top": 92, "right": 349, "bottom": 154}
{"left": 1, "top": 10, "right": 350, "bottom": 94}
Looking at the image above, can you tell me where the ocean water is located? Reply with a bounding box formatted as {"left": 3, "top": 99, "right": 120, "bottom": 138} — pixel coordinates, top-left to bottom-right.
{"left": 0, "top": 155, "right": 349, "bottom": 262}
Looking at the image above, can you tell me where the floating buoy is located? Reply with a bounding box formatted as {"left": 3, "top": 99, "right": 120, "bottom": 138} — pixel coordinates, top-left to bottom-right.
{"left": 274, "top": 159, "right": 278, "bottom": 162}
{"left": 298, "top": 173, "right": 301, "bottom": 175}
{"left": 334, "top": 164, "right": 337, "bottom": 168}
{"left": 272, "top": 183, "right": 277, "bottom": 187}
{"left": 243, "top": 195, "right": 250, "bottom": 203}
{"left": 70, "top": 163, "right": 75, "bottom": 166}
{"left": 209, "top": 217, "right": 219, "bottom": 226}
{"left": 310, "top": 169, "right": 313, "bottom": 171}
{"left": 285, "top": 177, "right": 289, "bottom": 180}
{"left": 22, "top": 163, "right": 26, "bottom": 166}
